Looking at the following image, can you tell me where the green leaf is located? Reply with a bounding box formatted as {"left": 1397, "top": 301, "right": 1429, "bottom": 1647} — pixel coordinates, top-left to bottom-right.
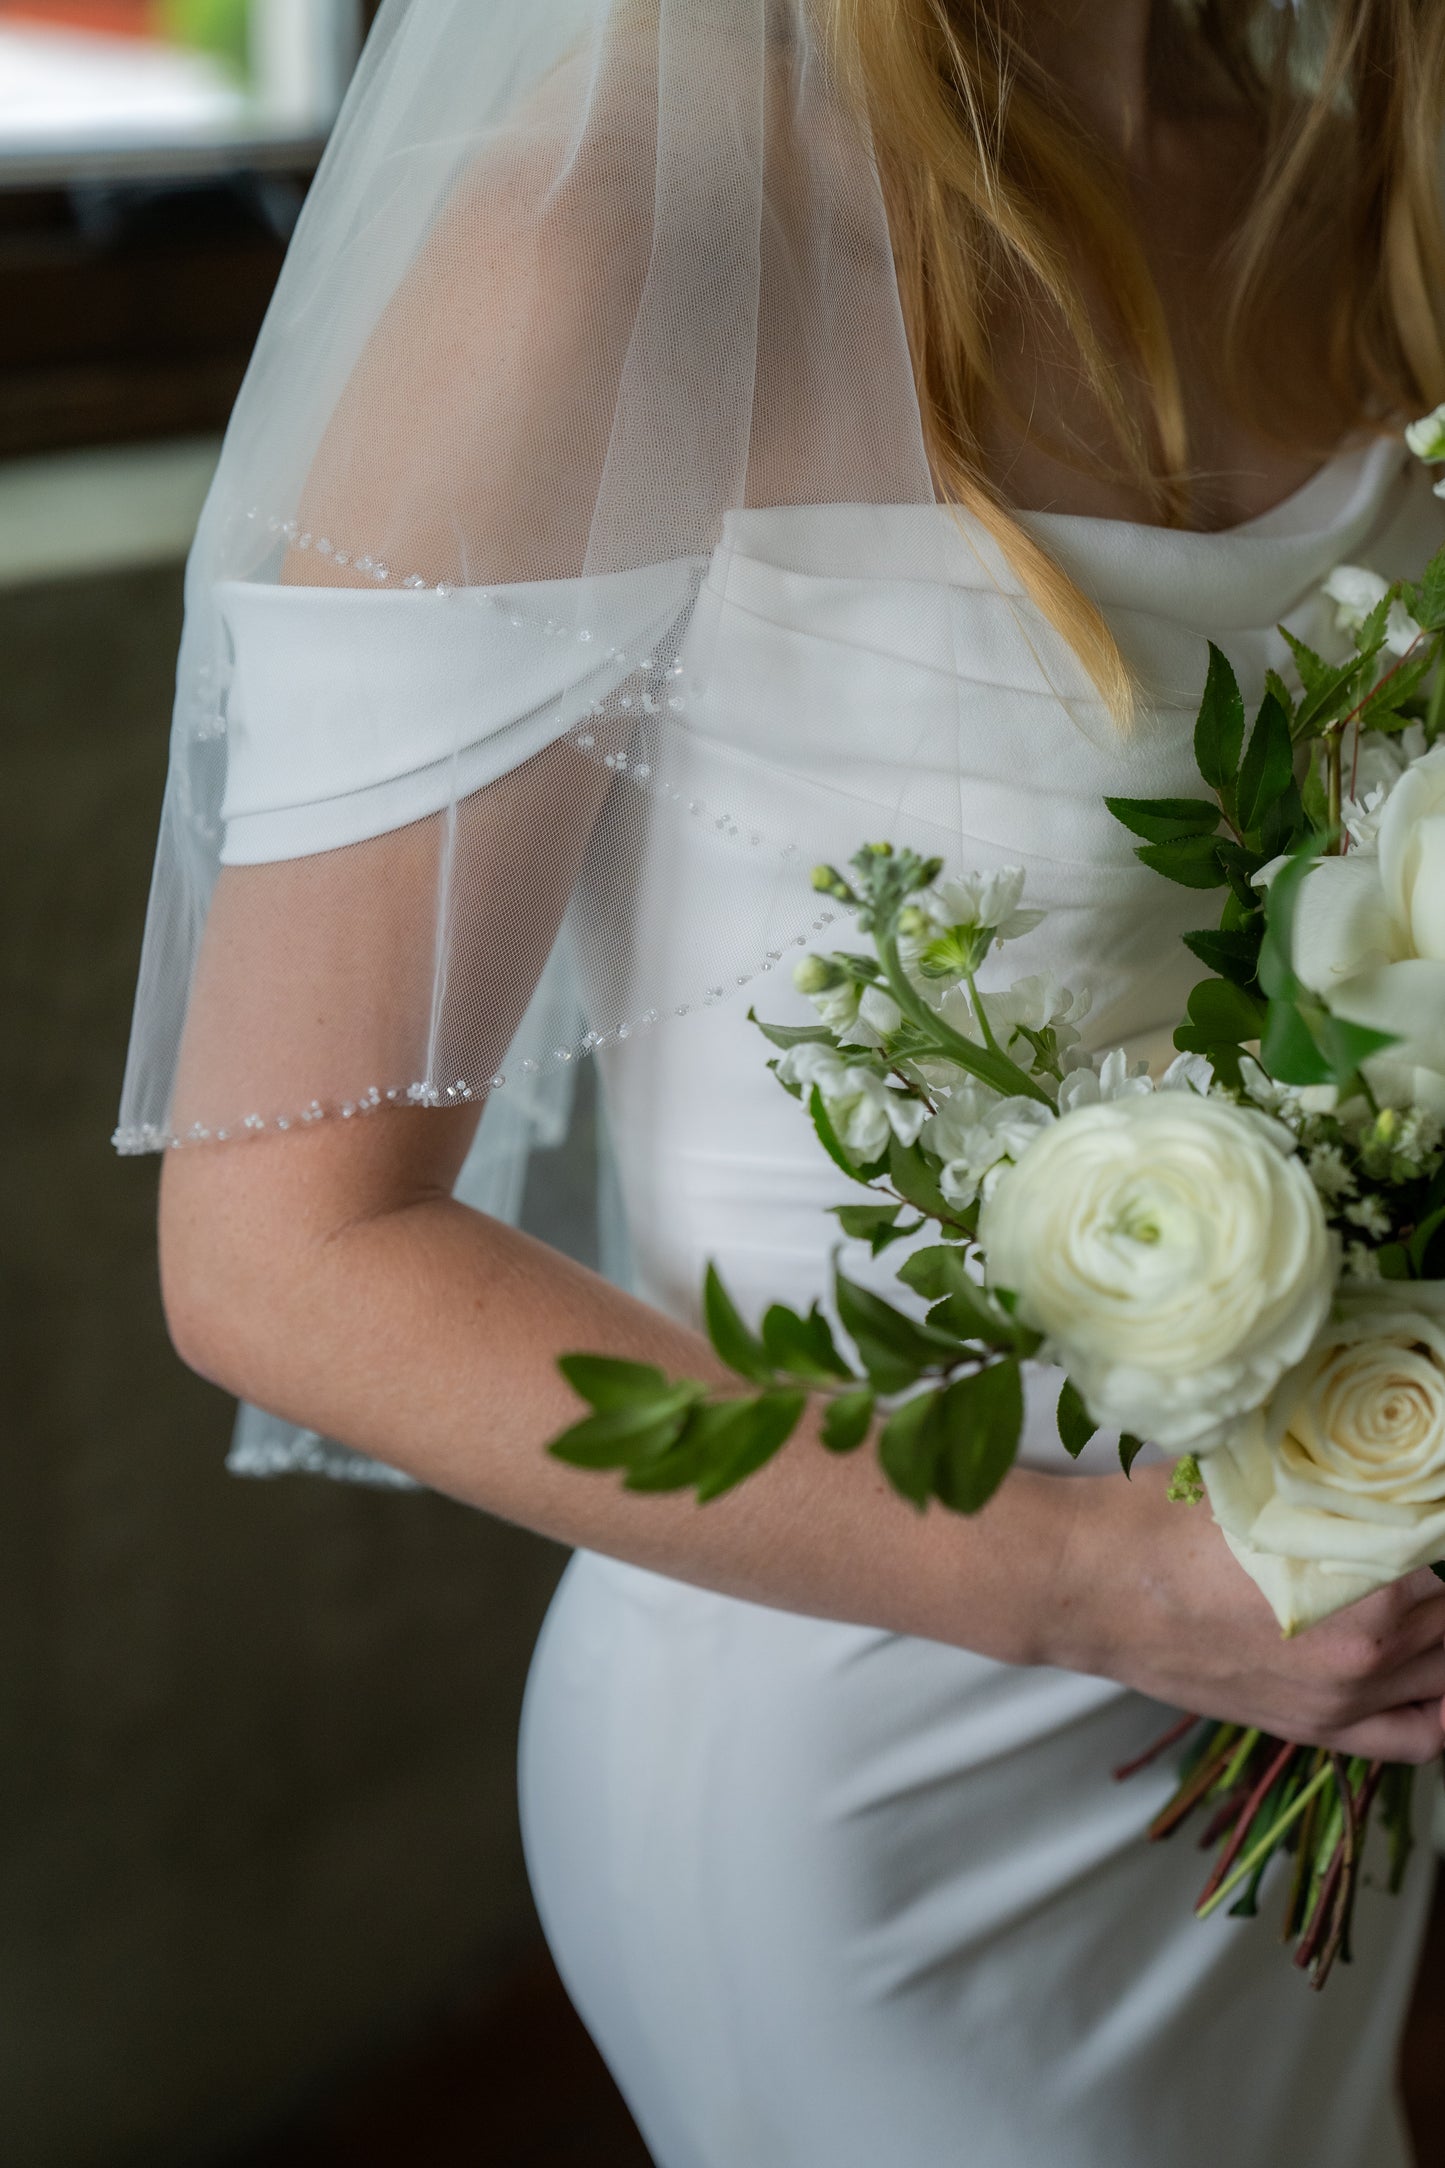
{"left": 821, "top": 1388, "right": 876, "bottom": 1454}
{"left": 896, "top": 1248, "right": 1029, "bottom": 1352}
{"left": 1236, "top": 691, "right": 1294, "bottom": 836}
{"left": 831, "top": 1202, "right": 925, "bottom": 1255}
{"left": 835, "top": 1268, "right": 960, "bottom": 1395}
{"left": 897, "top": 1244, "right": 980, "bottom": 1304}
{"left": 889, "top": 1134, "right": 972, "bottom": 1231}
{"left": 1410, "top": 1205, "right": 1445, "bottom": 1276}
{"left": 1134, "top": 835, "right": 1227, "bottom": 889}
{"left": 559, "top": 1354, "right": 674, "bottom": 1412}
{"left": 1216, "top": 840, "right": 1267, "bottom": 912}
{"left": 695, "top": 1390, "right": 809, "bottom": 1502}
{"left": 1105, "top": 795, "right": 1222, "bottom": 845}
{"left": 1406, "top": 545, "right": 1445, "bottom": 633}
{"left": 1378, "top": 1243, "right": 1412, "bottom": 1281}
{"left": 1259, "top": 1000, "right": 1334, "bottom": 1087}
{"left": 1057, "top": 1377, "right": 1097, "bottom": 1460}
{"left": 1195, "top": 642, "right": 1246, "bottom": 790}
{"left": 1181, "top": 926, "right": 1262, "bottom": 987}
{"left": 550, "top": 1392, "right": 697, "bottom": 1472}
{"left": 809, "top": 1083, "right": 889, "bottom": 1185}
{"left": 1315, "top": 1013, "right": 1399, "bottom": 1089}
{"left": 1258, "top": 840, "right": 1323, "bottom": 1001}
{"left": 1118, "top": 1432, "right": 1147, "bottom": 1478}
{"left": 749, "top": 1010, "right": 836, "bottom": 1052}
{"left": 703, "top": 1263, "right": 775, "bottom": 1386}
{"left": 1184, "top": 976, "right": 1268, "bottom": 1045}
{"left": 878, "top": 1389, "right": 941, "bottom": 1508}
{"left": 1264, "top": 667, "right": 1297, "bottom": 733}
{"left": 623, "top": 1401, "right": 751, "bottom": 1493}
{"left": 761, "top": 1301, "right": 854, "bottom": 1383}
{"left": 932, "top": 1360, "right": 1025, "bottom": 1513}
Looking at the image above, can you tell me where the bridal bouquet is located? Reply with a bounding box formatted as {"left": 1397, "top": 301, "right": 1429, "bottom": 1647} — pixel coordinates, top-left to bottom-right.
{"left": 548, "top": 413, "right": 1445, "bottom": 1988}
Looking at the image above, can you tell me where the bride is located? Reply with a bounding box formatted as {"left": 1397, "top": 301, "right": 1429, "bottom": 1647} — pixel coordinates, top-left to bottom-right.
{"left": 123, "top": 2, "right": 1445, "bottom": 2161}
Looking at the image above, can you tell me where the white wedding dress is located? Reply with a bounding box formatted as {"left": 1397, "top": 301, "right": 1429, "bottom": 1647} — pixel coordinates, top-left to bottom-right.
{"left": 519, "top": 436, "right": 1443, "bottom": 2168}
{"left": 214, "top": 432, "right": 1441, "bottom": 2165}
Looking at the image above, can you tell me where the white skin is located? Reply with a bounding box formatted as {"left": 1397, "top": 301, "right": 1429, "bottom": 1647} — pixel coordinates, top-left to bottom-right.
{"left": 160, "top": 0, "right": 1445, "bottom": 1767}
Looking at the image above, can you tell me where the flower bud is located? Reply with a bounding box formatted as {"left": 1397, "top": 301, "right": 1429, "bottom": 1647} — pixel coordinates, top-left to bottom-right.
{"left": 793, "top": 953, "right": 844, "bottom": 996}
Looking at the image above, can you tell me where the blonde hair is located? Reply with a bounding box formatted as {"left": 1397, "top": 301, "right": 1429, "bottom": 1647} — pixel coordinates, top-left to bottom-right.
{"left": 825, "top": 0, "right": 1445, "bottom": 716}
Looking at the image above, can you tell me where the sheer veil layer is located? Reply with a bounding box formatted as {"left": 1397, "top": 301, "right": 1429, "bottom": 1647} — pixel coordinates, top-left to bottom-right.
{"left": 115, "top": 0, "right": 1104, "bottom": 1478}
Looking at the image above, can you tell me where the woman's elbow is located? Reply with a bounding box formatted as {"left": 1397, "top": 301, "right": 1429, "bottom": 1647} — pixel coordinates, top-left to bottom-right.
{"left": 157, "top": 1150, "right": 301, "bottom": 1396}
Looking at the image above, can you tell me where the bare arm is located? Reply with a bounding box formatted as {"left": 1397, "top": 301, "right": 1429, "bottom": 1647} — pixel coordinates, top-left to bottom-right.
{"left": 160, "top": 1079, "right": 1445, "bottom": 1767}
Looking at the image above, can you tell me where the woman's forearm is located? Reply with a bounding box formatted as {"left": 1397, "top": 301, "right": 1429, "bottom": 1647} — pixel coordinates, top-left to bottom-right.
{"left": 161, "top": 1162, "right": 1093, "bottom": 1664}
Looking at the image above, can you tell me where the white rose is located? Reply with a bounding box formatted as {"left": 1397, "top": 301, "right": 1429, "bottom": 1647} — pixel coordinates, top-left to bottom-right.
{"left": 1203, "top": 1282, "right": 1445, "bottom": 1634}
{"left": 978, "top": 1093, "right": 1334, "bottom": 1451}
{"left": 1293, "top": 743, "right": 1445, "bottom": 1112}
{"left": 1321, "top": 564, "right": 1423, "bottom": 657}
{"left": 777, "top": 1043, "right": 928, "bottom": 1161}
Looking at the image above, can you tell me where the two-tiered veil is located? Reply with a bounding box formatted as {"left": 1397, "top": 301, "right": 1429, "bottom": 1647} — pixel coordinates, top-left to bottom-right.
{"left": 116, "top": 0, "right": 1073, "bottom": 1480}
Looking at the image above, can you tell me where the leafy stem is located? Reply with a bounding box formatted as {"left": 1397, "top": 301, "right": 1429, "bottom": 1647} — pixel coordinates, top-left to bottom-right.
{"left": 874, "top": 921, "right": 1051, "bottom": 1106}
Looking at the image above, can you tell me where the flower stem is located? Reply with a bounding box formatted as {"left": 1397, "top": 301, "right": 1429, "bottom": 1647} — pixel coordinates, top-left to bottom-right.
{"left": 874, "top": 925, "right": 1051, "bottom": 1106}
{"left": 1196, "top": 1763, "right": 1334, "bottom": 1919}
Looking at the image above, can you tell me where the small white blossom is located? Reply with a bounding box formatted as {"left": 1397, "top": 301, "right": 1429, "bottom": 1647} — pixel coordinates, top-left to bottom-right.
{"left": 1322, "top": 564, "right": 1423, "bottom": 657}
{"left": 1344, "top": 1194, "right": 1393, "bottom": 1239}
{"left": 1305, "top": 1142, "right": 1357, "bottom": 1204}
{"left": 838, "top": 983, "right": 904, "bottom": 1049}
{"left": 1236, "top": 1056, "right": 1338, "bottom": 1125}
{"left": 921, "top": 1090, "right": 1055, "bottom": 1209}
{"left": 1342, "top": 1241, "right": 1383, "bottom": 1280}
{"left": 1405, "top": 403, "right": 1445, "bottom": 464}
{"left": 915, "top": 867, "right": 1043, "bottom": 944}
{"left": 778, "top": 1044, "right": 929, "bottom": 1160}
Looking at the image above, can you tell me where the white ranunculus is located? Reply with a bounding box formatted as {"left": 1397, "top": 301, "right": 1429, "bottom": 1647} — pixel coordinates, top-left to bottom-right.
{"left": 1322, "top": 565, "right": 1423, "bottom": 658}
{"left": 1203, "top": 1282, "right": 1445, "bottom": 1634}
{"left": 1405, "top": 404, "right": 1445, "bottom": 464}
{"left": 777, "top": 1043, "right": 929, "bottom": 1161}
{"left": 1293, "top": 743, "right": 1445, "bottom": 1113}
{"left": 978, "top": 1093, "right": 1334, "bottom": 1452}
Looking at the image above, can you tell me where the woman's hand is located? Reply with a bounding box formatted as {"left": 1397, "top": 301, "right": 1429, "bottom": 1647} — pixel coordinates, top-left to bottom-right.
{"left": 1059, "top": 1463, "right": 1445, "bottom": 1765}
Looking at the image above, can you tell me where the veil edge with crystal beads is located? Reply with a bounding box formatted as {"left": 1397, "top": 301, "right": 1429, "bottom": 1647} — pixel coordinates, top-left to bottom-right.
{"left": 115, "top": 0, "right": 1087, "bottom": 1483}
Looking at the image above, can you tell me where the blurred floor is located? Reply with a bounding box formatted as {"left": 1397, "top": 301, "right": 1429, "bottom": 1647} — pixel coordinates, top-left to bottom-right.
{"left": 231, "top": 1876, "right": 1445, "bottom": 2168}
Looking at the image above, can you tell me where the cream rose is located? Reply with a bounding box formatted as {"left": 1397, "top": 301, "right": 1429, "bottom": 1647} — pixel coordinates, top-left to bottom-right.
{"left": 1203, "top": 1283, "right": 1445, "bottom": 1634}
{"left": 1294, "top": 744, "right": 1445, "bottom": 1113}
{"left": 978, "top": 1093, "right": 1334, "bottom": 1452}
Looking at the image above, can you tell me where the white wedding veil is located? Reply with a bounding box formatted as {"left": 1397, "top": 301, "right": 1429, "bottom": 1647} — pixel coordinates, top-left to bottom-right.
{"left": 116, "top": 0, "right": 1070, "bottom": 1480}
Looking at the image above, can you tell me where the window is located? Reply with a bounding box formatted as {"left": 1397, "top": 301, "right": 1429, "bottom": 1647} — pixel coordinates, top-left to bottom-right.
{"left": 0, "top": 1, "right": 364, "bottom": 183}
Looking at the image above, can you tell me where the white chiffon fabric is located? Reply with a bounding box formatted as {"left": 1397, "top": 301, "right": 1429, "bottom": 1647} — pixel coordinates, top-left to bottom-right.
{"left": 511, "top": 437, "right": 1443, "bottom": 2168}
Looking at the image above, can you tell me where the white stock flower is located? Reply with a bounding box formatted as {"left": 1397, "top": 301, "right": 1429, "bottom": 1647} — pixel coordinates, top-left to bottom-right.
{"left": 921, "top": 1087, "right": 1055, "bottom": 1209}
{"left": 915, "top": 867, "right": 1044, "bottom": 944}
{"left": 1405, "top": 403, "right": 1445, "bottom": 464}
{"left": 1342, "top": 725, "right": 1428, "bottom": 851}
{"left": 978, "top": 1093, "right": 1334, "bottom": 1452}
{"left": 1293, "top": 742, "right": 1445, "bottom": 1112}
{"left": 837, "top": 983, "right": 904, "bottom": 1049}
{"left": 1055, "top": 1046, "right": 1213, "bottom": 1115}
{"left": 1202, "top": 1282, "right": 1445, "bottom": 1634}
{"left": 777, "top": 1043, "right": 928, "bottom": 1161}
{"left": 1321, "top": 565, "right": 1423, "bottom": 658}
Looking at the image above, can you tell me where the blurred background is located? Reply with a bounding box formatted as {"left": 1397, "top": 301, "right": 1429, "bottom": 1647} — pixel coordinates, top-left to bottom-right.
{"left": 1, "top": 4, "right": 650, "bottom": 2163}
{"left": 2, "top": 6, "right": 1444, "bottom": 2166}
